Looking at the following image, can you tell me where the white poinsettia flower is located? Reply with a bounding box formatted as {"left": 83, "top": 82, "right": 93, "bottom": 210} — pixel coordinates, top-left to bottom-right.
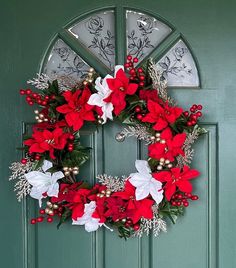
{"left": 72, "top": 201, "right": 103, "bottom": 232}
{"left": 129, "top": 160, "right": 163, "bottom": 204}
{"left": 87, "top": 76, "right": 114, "bottom": 124}
{"left": 25, "top": 160, "right": 64, "bottom": 206}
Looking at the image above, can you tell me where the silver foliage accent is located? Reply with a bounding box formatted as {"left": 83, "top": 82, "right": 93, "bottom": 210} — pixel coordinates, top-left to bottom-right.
{"left": 27, "top": 73, "right": 81, "bottom": 92}
{"left": 177, "top": 125, "right": 204, "bottom": 167}
{"left": 96, "top": 174, "right": 126, "bottom": 192}
{"left": 134, "top": 205, "right": 167, "bottom": 237}
{"left": 27, "top": 73, "right": 51, "bottom": 90}
{"left": 118, "top": 125, "right": 152, "bottom": 144}
{"left": 9, "top": 157, "right": 34, "bottom": 202}
{"left": 148, "top": 59, "right": 176, "bottom": 106}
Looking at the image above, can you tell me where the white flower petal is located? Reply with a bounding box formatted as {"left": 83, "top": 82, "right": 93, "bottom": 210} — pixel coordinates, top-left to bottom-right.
{"left": 88, "top": 93, "right": 104, "bottom": 106}
{"left": 47, "top": 182, "right": 59, "bottom": 197}
{"left": 135, "top": 160, "right": 151, "bottom": 175}
{"left": 149, "top": 179, "right": 163, "bottom": 204}
{"left": 51, "top": 171, "right": 64, "bottom": 183}
{"left": 30, "top": 187, "right": 47, "bottom": 207}
{"left": 85, "top": 218, "right": 101, "bottom": 232}
{"left": 135, "top": 184, "right": 151, "bottom": 200}
{"left": 42, "top": 160, "right": 53, "bottom": 172}
{"left": 129, "top": 173, "right": 151, "bottom": 187}
{"left": 25, "top": 171, "right": 51, "bottom": 186}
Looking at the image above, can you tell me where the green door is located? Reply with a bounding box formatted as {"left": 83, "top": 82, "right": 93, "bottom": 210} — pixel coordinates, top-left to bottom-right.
{"left": 1, "top": 0, "right": 236, "bottom": 267}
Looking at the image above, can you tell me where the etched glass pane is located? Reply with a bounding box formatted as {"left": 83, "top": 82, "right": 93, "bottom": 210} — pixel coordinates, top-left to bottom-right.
{"left": 68, "top": 10, "right": 115, "bottom": 70}
{"left": 126, "top": 10, "right": 172, "bottom": 62}
{"left": 44, "top": 39, "right": 90, "bottom": 81}
{"left": 157, "top": 39, "right": 199, "bottom": 87}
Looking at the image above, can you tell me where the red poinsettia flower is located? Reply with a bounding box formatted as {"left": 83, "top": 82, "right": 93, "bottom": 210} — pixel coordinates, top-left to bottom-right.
{"left": 114, "top": 181, "right": 154, "bottom": 223}
{"left": 92, "top": 197, "right": 108, "bottom": 223}
{"left": 70, "top": 188, "right": 91, "bottom": 220}
{"left": 50, "top": 182, "right": 84, "bottom": 203}
{"left": 56, "top": 88, "right": 95, "bottom": 131}
{"left": 104, "top": 196, "right": 130, "bottom": 222}
{"left": 153, "top": 166, "right": 200, "bottom": 201}
{"left": 142, "top": 100, "right": 183, "bottom": 131}
{"left": 139, "top": 89, "right": 160, "bottom": 103}
{"left": 33, "top": 120, "right": 68, "bottom": 131}
{"left": 24, "top": 128, "right": 69, "bottom": 159}
{"left": 105, "top": 66, "right": 138, "bottom": 115}
{"left": 148, "top": 127, "right": 186, "bottom": 161}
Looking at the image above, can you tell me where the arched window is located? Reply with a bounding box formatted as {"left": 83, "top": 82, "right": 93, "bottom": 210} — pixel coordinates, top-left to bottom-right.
{"left": 43, "top": 8, "right": 200, "bottom": 88}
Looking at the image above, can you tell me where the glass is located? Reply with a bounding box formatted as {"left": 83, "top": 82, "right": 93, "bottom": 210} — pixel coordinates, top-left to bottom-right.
{"left": 44, "top": 39, "right": 90, "bottom": 82}
{"left": 126, "top": 10, "right": 172, "bottom": 62}
{"left": 68, "top": 10, "right": 115, "bottom": 70}
{"left": 156, "top": 39, "right": 200, "bottom": 87}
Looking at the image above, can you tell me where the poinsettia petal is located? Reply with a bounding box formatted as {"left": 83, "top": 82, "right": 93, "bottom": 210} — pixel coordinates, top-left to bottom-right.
{"left": 177, "top": 180, "right": 192, "bottom": 193}
{"left": 56, "top": 104, "right": 73, "bottom": 114}
{"left": 47, "top": 182, "right": 59, "bottom": 197}
{"left": 153, "top": 118, "right": 168, "bottom": 131}
{"left": 51, "top": 171, "right": 64, "bottom": 183}
{"left": 114, "top": 65, "right": 124, "bottom": 76}
{"left": 84, "top": 218, "right": 101, "bottom": 232}
{"left": 135, "top": 183, "right": 151, "bottom": 200}
{"left": 165, "top": 182, "right": 176, "bottom": 201}
{"left": 149, "top": 180, "right": 163, "bottom": 204}
{"left": 25, "top": 171, "right": 51, "bottom": 186}
{"left": 82, "top": 111, "right": 95, "bottom": 121}
{"left": 181, "top": 166, "right": 200, "bottom": 180}
{"left": 152, "top": 171, "right": 171, "bottom": 182}
{"left": 129, "top": 173, "right": 150, "bottom": 187}
{"left": 87, "top": 93, "right": 103, "bottom": 106}
{"left": 127, "top": 83, "right": 138, "bottom": 95}
{"left": 28, "top": 143, "right": 45, "bottom": 153}
{"left": 172, "top": 133, "right": 187, "bottom": 147}
{"left": 42, "top": 160, "right": 53, "bottom": 172}
{"left": 161, "top": 127, "right": 173, "bottom": 140}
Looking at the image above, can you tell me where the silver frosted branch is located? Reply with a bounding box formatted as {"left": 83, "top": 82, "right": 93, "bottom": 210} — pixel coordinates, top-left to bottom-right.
{"left": 177, "top": 125, "right": 203, "bottom": 167}
{"left": 134, "top": 205, "right": 167, "bottom": 237}
{"left": 116, "top": 125, "right": 152, "bottom": 144}
{"left": 27, "top": 73, "right": 51, "bottom": 90}
{"left": 96, "top": 174, "right": 126, "bottom": 192}
{"left": 148, "top": 59, "right": 176, "bottom": 106}
{"left": 9, "top": 157, "right": 34, "bottom": 202}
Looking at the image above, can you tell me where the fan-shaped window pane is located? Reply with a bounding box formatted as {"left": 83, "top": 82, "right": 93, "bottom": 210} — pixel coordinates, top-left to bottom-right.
{"left": 126, "top": 10, "right": 172, "bottom": 62}
{"left": 44, "top": 39, "right": 90, "bottom": 81}
{"left": 157, "top": 39, "right": 199, "bottom": 87}
{"left": 68, "top": 10, "right": 115, "bottom": 70}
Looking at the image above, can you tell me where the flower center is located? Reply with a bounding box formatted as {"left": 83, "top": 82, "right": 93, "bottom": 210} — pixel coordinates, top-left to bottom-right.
{"left": 119, "top": 87, "right": 125, "bottom": 92}
{"left": 46, "top": 139, "right": 55, "bottom": 144}
{"left": 119, "top": 206, "right": 126, "bottom": 212}
{"left": 75, "top": 106, "right": 82, "bottom": 112}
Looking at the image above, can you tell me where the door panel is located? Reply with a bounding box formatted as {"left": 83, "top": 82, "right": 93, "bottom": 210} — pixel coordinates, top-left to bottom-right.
{"left": 1, "top": 0, "right": 236, "bottom": 268}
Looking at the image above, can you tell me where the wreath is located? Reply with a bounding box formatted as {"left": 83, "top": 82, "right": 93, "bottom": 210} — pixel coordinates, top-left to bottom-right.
{"left": 9, "top": 56, "right": 206, "bottom": 239}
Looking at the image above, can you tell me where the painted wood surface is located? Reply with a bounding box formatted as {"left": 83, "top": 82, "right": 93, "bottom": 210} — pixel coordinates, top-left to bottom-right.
{"left": 1, "top": 0, "right": 236, "bottom": 267}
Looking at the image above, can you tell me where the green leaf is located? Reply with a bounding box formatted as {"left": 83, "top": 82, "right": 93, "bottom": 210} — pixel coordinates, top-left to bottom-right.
{"left": 57, "top": 207, "right": 72, "bottom": 229}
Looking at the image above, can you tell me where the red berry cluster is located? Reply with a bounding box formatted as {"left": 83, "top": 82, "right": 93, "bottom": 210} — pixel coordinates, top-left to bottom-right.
{"left": 67, "top": 134, "right": 75, "bottom": 152}
{"left": 30, "top": 205, "right": 63, "bottom": 225}
{"left": 19, "top": 88, "right": 51, "bottom": 107}
{"left": 124, "top": 218, "right": 140, "bottom": 231}
{"left": 171, "top": 192, "right": 199, "bottom": 207}
{"left": 183, "top": 104, "right": 203, "bottom": 126}
{"left": 133, "top": 105, "right": 145, "bottom": 121}
{"left": 20, "top": 153, "right": 41, "bottom": 165}
{"left": 124, "top": 55, "right": 145, "bottom": 87}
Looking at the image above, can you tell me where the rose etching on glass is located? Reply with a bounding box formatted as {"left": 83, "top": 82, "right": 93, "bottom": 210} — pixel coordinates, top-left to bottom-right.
{"left": 54, "top": 44, "right": 89, "bottom": 79}
{"left": 85, "top": 15, "right": 115, "bottom": 69}
{"left": 128, "top": 15, "right": 154, "bottom": 59}
{"left": 158, "top": 46, "right": 193, "bottom": 81}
